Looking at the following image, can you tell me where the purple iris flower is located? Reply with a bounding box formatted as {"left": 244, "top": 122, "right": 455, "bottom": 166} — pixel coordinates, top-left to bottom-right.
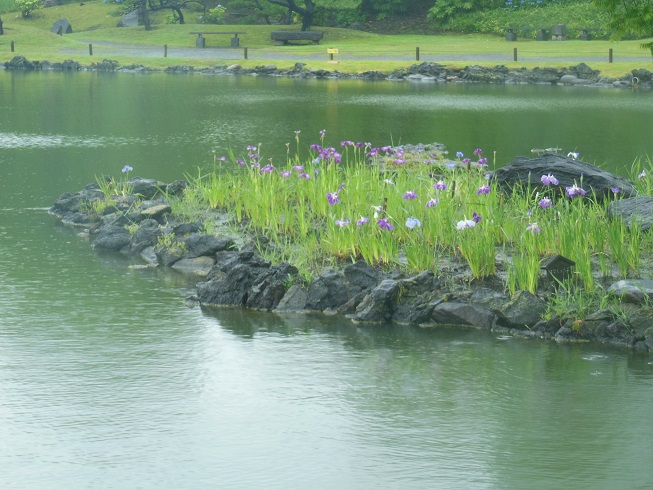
{"left": 236, "top": 159, "right": 246, "bottom": 166}
{"left": 473, "top": 148, "right": 483, "bottom": 156}
{"left": 310, "top": 144, "right": 322, "bottom": 151}
{"left": 298, "top": 172, "right": 311, "bottom": 180}
{"left": 472, "top": 212, "right": 482, "bottom": 223}
{"left": 456, "top": 151, "right": 464, "bottom": 158}
{"left": 394, "top": 159, "right": 406, "bottom": 165}
{"left": 462, "top": 158, "right": 472, "bottom": 165}
{"left": 434, "top": 180, "right": 447, "bottom": 191}
{"left": 292, "top": 165, "right": 304, "bottom": 173}
{"left": 403, "top": 190, "right": 418, "bottom": 200}
{"left": 446, "top": 162, "right": 457, "bottom": 170}
{"left": 566, "top": 184, "right": 587, "bottom": 198}
{"left": 280, "top": 170, "right": 291, "bottom": 178}
{"left": 477, "top": 157, "right": 488, "bottom": 166}
{"left": 611, "top": 187, "right": 621, "bottom": 195}
{"left": 246, "top": 145, "right": 257, "bottom": 151}
{"left": 122, "top": 165, "right": 133, "bottom": 173}
{"left": 377, "top": 218, "right": 394, "bottom": 231}
{"left": 477, "top": 185, "right": 491, "bottom": 195}
{"left": 260, "top": 163, "right": 275, "bottom": 174}
{"left": 426, "top": 198, "right": 439, "bottom": 208}
{"left": 538, "top": 197, "right": 552, "bottom": 208}
{"left": 541, "top": 174, "right": 559, "bottom": 186}
{"left": 327, "top": 192, "right": 340, "bottom": 205}
{"left": 357, "top": 217, "right": 370, "bottom": 226}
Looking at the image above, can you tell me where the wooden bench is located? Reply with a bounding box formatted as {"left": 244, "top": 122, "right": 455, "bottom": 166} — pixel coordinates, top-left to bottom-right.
{"left": 271, "top": 31, "right": 324, "bottom": 46}
{"left": 190, "top": 31, "right": 246, "bottom": 48}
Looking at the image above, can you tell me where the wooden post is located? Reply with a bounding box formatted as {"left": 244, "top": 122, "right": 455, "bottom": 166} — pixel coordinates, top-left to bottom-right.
{"left": 89, "top": 43, "right": 93, "bottom": 56}
{"left": 11, "top": 40, "right": 14, "bottom": 52}
{"left": 513, "top": 47, "right": 517, "bottom": 62}
{"left": 0, "top": 17, "right": 4, "bottom": 36}
{"left": 609, "top": 48, "right": 613, "bottom": 63}
{"left": 244, "top": 47, "right": 248, "bottom": 60}
{"left": 416, "top": 47, "right": 420, "bottom": 61}
{"left": 164, "top": 44, "right": 167, "bottom": 57}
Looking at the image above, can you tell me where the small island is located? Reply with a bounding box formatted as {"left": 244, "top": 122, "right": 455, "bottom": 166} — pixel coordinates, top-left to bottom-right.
{"left": 49, "top": 139, "right": 653, "bottom": 353}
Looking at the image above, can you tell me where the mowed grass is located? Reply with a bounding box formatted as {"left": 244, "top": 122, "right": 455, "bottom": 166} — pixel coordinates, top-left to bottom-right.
{"left": 0, "top": 0, "right": 650, "bottom": 78}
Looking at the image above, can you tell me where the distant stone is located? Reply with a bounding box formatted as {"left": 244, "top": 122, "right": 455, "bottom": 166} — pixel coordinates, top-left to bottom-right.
{"left": 432, "top": 302, "right": 496, "bottom": 329}
{"left": 140, "top": 204, "right": 171, "bottom": 218}
{"left": 559, "top": 74, "right": 581, "bottom": 84}
{"left": 117, "top": 10, "right": 139, "bottom": 28}
{"left": 226, "top": 64, "right": 241, "bottom": 71}
{"left": 51, "top": 19, "right": 72, "bottom": 35}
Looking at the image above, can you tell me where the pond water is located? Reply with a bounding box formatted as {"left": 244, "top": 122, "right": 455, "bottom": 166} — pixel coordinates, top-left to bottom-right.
{"left": 1, "top": 71, "right": 653, "bottom": 489}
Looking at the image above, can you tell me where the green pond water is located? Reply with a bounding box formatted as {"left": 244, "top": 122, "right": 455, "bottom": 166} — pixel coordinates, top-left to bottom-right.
{"left": 1, "top": 71, "right": 653, "bottom": 489}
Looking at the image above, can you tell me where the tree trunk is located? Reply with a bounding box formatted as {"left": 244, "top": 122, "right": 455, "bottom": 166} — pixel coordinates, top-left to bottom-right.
{"left": 300, "top": 0, "right": 315, "bottom": 31}
{"left": 140, "top": 0, "right": 151, "bottom": 30}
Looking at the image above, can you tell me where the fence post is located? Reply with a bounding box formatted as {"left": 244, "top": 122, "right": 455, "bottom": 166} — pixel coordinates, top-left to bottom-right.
{"left": 244, "top": 47, "right": 248, "bottom": 60}
{"left": 513, "top": 47, "right": 517, "bottom": 62}
{"left": 609, "top": 48, "right": 613, "bottom": 63}
{"left": 11, "top": 40, "right": 14, "bottom": 52}
{"left": 416, "top": 47, "right": 420, "bottom": 61}
{"left": 164, "top": 44, "right": 167, "bottom": 57}
{"left": 89, "top": 43, "right": 93, "bottom": 56}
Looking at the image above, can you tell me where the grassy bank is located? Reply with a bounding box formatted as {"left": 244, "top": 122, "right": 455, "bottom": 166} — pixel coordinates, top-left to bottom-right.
{"left": 0, "top": 1, "right": 651, "bottom": 78}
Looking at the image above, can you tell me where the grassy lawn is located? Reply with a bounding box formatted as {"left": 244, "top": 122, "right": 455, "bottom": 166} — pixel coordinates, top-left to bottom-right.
{"left": 0, "top": 0, "right": 651, "bottom": 78}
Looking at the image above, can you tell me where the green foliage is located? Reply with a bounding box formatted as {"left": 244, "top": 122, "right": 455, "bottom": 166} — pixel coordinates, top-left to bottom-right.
{"left": 16, "top": 0, "right": 41, "bottom": 18}
{"left": 360, "top": 0, "right": 433, "bottom": 19}
{"left": 593, "top": 0, "right": 653, "bottom": 52}
{"left": 205, "top": 3, "right": 226, "bottom": 23}
{"left": 442, "top": 1, "right": 611, "bottom": 39}
{"left": 0, "top": 0, "right": 17, "bottom": 15}
{"left": 429, "top": 0, "right": 504, "bottom": 25}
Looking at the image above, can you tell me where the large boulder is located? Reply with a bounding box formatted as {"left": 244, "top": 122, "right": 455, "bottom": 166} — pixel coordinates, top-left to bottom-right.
{"left": 92, "top": 225, "right": 131, "bottom": 252}
{"left": 51, "top": 19, "right": 72, "bottom": 35}
{"left": 607, "top": 197, "right": 653, "bottom": 232}
{"left": 432, "top": 301, "right": 496, "bottom": 329}
{"left": 608, "top": 280, "right": 653, "bottom": 304}
{"left": 497, "top": 290, "right": 548, "bottom": 329}
{"left": 305, "top": 269, "right": 352, "bottom": 312}
{"left": 352, "top": 279, "right": 400, "bottom": 324}
{"left": 494, "top": 153, "right": 635, "bottom": 201}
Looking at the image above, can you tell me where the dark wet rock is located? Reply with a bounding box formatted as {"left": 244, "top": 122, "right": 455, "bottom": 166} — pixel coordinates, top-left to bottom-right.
{"left": 275, "top": 284, "right": 309, "bottom": 312}
{"left": 129, "top": 219, "right": 162, "bottom": 253}
{"left": 608, "top": 197, "right": 653, "bottom": 232}
{"left": 92, "top": 224, "right": 131, "bottom": 252}
{"left": 305, "top": 269, "right": 352, "bottom": 311}
{"left": 5, "top": 56, "right": 37, "bottom": 70}
{"left": 628, "top": 307, "right": 653, "bottom": 338}
{"left": 246, "top": 262, "right": 298, "bottom": 310}
{"left": 608, "top": 279, "right": 653, "bottom": 304}
{"left": 392, "top": 271, "right": 439, "bottom": 325}
{"left": 184, "top": 234, "right": 236, "bottom": 258}
{"left": 50, "top": 60, "right": 81, "bottom": 71}
{"left": 140, "top": 246, "right": 158, "bottom": 265}
{"left": 93, "top": 59, "right": 119, "bottom": 71}
{"left": 171, "top": 256, "right": 216, "bottom": 276}
{"left": 171, "top": 221, "right": 203, "bottom": 236}
{"left": 532, "top": 317, "right": 563, "bottom": 335}
{"left": 130, "top": 178, "right": 163, "bottom": 199}
{"left": 141, "top": 204, "right": 171, "bottom": 219}
{"left": 432, "top": 301, "right": 496, "bottom": 329}
{"left": 632, "top": 68, "right": 653, "bottom": 83}
{"left": 495, "top": 152, "right": 636, "bottom": 201}
{"left": 343, "top": 260, "right": 384, "bottom": 291}
{"left": 162, "top": 180, "right": 188, "bottom": 196}
{"left": 197, "top": 263, "right": 257, "bottom": 307}
{"left": 352, "top": 279, "right": 400, "bottom": 324}
{"left": 497, "top": 290, "right": 548, "bottom": 329}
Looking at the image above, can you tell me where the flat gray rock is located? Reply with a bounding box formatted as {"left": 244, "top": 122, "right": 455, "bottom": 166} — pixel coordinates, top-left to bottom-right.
{"left": 608, "top": 280, "right": 653, "bottom": 303}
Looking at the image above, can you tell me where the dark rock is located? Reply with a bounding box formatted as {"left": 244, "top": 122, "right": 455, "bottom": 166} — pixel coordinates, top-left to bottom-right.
{"left": 532, "top": 317, "right": 563, "bottom": 335}
{"left": 94, "top": 59, "right": 119, "bottom": 71}
{"left": 246, "top": 262, "right": 298, "bottom": 310}
{"left": 392, "top": 271, "right": 439, "bottom": 324}
{"left": 163, "top": 180, "right": 188, "bottom": 196}
{"left": 117, "top": 10, "right": 139, "bottom": 28}
{"left": 352, "top": 279, "right": 400, "bottom": 324}
{"left": 275, "top": 284, "right": 309, "bottom": 312}
{"left": 140, "top": 204, "right": 171, "bottom": 219}
{"left": 432, "top": 301, "right": 496, "bottom": 329}
{"left": 343, "top": 260, "right": 383, "bottom": 291}
{"left": 608, "top": 279, "right": 653, "bottom": 304}
{"left": 498, "top": 290, "right": 548, "bottom": 329}
{"left": 494, "top": 153, "right": 635, "bottom": 201}
{"left": 608, "top": 197, "right": 653, "bottom": 232}
{"left": 92, "top": 225, "right": 130, "bottom": 252}
{"left": 305, "top": 269, "right": 351, "bottom": 311}
{"left": 130, "top": 220, "right": 162, "bottom": 253}
{"left": 51, "top": 19, "right": 73, "bottom": 35}
{"left": 632, "top": 68, "right": 653, "bottom": 83}
{"left": 130, "top": 178, "right": 163, "bottom": 199}
{"left": 184, "top": 234, "right": 236, "bottom": 258}
{"left": 197, "top": 263, "right": 258, "bottom": 307}
{"left": 5, "top": 56, "right": 36, "bottom": 70}
{"left": 171, "top": 222, "right": 203, "bottom": 236}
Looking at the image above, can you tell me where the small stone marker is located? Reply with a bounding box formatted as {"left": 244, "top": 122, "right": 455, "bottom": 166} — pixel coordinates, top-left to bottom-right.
{"left": 51, "top": 19, "right": 73, "bottom": 35}
{"left": 0, "top": 17, "right": 4, "bottom": 36}
{"left": 541, "top": 254, "right": 575, "bottom": 282}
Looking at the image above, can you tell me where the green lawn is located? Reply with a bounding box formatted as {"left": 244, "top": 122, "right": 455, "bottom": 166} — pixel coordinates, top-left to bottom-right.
{"left": 0, "top": 0, "right": 651, "bottom": 78}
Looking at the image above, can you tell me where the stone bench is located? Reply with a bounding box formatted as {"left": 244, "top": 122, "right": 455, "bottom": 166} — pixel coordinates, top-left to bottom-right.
{"left": 190, "top": 31, "right": 246, "bottom": 48}
{"left": 505, "top": 27, "right": 548, "bottom": 42}
{"left": 271, "top": 31, "right": 324, "bottom": 46}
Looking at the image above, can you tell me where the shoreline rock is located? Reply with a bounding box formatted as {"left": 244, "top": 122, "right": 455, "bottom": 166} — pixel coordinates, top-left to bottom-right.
{"left": 48, "top": 153, "right": 653, "bottom": 354}
{"left": 3, "top": 56, "right": 651, "bottom": 90}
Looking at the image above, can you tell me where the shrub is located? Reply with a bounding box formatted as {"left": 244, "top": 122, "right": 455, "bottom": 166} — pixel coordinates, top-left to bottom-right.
{"left": 16, "top": 0, "right": 41, "bottom": 18}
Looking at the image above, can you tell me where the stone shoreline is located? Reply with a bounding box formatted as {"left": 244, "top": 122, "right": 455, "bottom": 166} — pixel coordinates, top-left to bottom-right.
{"left": 49, "top": 152, "right": 653, "bottom": 354}
{"left": 3, "top": 55, "right": 652, "bottom": 90}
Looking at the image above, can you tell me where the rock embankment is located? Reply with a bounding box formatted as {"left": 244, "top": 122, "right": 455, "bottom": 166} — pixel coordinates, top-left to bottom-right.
{"left": 3, "top": 56, "right": 651, "bottom": 90}
{"left": 49, "top": 153, "right": 653, "bottom": 353}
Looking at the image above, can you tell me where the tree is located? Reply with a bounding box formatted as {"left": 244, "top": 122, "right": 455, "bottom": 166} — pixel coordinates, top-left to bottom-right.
{"left": 264, "top": 0, "right": 358, "bottom": 30}
{"left": 593, "top": 0, "right": 653, "bottom": 54}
